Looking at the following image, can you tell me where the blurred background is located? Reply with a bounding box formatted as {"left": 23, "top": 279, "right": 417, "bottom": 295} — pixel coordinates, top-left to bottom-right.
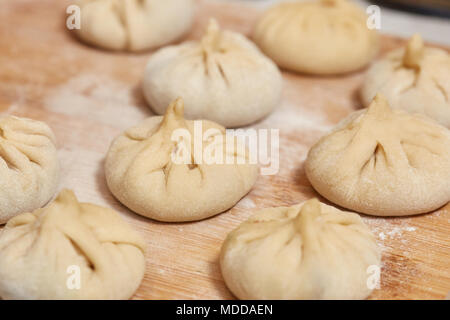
{"left": 216, "top": 0, "right": 450, "bottom": 45}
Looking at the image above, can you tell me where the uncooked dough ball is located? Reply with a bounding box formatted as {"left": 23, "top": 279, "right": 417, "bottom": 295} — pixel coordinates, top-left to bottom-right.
{"left": 305, "top": 94, "right": 450, "bottom": 216}
{"left": 220, "top": 198, "right": 381, "bottom": 300}
{"left": 105, "top": 98, "right": 259, "bottom": 222}
{"left": 142, "top": 19, "right": 282, "bottom": 127}
{"left": 0, "top": 116, "right": 59, "bottom": 224}
{"left": 361, "top": 34, "right": 450, "bottom": 128}
{"left": 75, "top": 0, "right": 195, "bottom": 51}
{"left": 252, "top": 0, "right": 379, "bottom": 75}
{"left": 0, "top": 190, "right": 146, "bottom": 300}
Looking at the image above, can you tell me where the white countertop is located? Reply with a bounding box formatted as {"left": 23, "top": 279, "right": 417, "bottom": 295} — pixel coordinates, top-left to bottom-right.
{"left": 214, "top": 0, "right": 450, "bottom": 46}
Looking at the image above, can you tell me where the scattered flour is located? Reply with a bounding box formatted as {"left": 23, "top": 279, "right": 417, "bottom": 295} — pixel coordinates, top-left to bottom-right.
{"left": 58, "top": 147, "right": 106, "bottom": 204}
{"left": 363, "top": 217, "right": 420, "bottom": 256}
{"left": 236, "top": 197, "right": 256, "bottom": 210}
{"left": 376, "top": 225, "right": 418, "bottom": 241}
{"left": 251, "top": 97, "right": 333, "bottom": 133}
{"left": 44, "top": 74, "right": 151, "bottom": 129}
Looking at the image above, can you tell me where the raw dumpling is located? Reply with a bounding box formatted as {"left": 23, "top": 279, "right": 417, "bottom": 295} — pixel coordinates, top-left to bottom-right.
{"left": 361, "top": 34, "right": 450, "bottom": 128}
{"left": 305, "top": 94, "right": 450, "bottom": 216}
{"left": 74, "top": 0, "right": 195, "bottom": 51}
{"left": 105, "top": 98, "right": 259, "bottom": 222}
{"left": 252, "top": 0, "right": 379, "bottom": 75}
{"left": 0, "top": 116, "right": 59, "bottom": 224}
{"left": 220, "top": 198, "right": 381, "bottom": 300}
{"left": 0, "top": 190, "right": 146, "bottom": 300}
{"left": 142, "top": 19, "right": 282, "bottom": 127}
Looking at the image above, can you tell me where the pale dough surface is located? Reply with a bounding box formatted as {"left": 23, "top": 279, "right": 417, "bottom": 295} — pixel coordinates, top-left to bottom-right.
{"left": 252, "top": 0, "right": 379, "bottom": 75}
{"left": 0, "top": 190, "right": 146, "bottom": 300}
{"left": 143, "top": 19, "right": 282, "bottom": 127}
{"left": 220, "top": 198, "right": 381, "bottom": 300}
{"left": 105, "top": 98, "right": 259, "bottom": 222}
{"left": 75, "top": 0, "right": 195, "bottom": 51}
{"left": 305, "top": 94, "right": 450, "bottom": 216}
{"left": 361, "top": 34, "right": 450, "bottom": 128}
{"left": 0, "top": 116, "right": 59, "bottom": 224}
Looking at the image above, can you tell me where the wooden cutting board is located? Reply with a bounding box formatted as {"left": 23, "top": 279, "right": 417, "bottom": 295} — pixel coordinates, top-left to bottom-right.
{"left": 0, "top": 0, "right": 449, "bottom": 300}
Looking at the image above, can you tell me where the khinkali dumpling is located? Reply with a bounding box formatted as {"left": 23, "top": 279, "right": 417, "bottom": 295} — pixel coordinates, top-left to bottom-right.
{"left": 305, "top": 94, "right": 450, "bottom": 216}
{"left": 361, "top": 34, "right": 450, "bottom": 128}
{"left": 0, "top": 190, "right": 146, "bottom": 300}
{"left": 142, "top": 19, "right": 282, "bottom": 127}
{"left": 75, "top": 0, "right": 195, "bottom": 51}
{"left": 252, "top": 0, "right": 379, "bottom": 75}
{"left": 220, "top": 199, "right": 381, "bottom": 300}
{"left": 105, "top": 98, "right": 259, "bottom": 222}
{"left": 0, "top": 116, "right": 59, "bottom": 224}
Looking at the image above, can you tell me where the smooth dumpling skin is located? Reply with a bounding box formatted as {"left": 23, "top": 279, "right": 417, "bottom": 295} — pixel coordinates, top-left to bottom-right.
{"left": 253, "top": 0, "right": 379, "bottom": 75}
{"left": 142, "top": 19, "right": 282, "bottom": 127}
{"left": 220, "top": 199, "right": 381, "bottom": 300}
{"left": 305, "top": 94, "right": 450, "bottom": 216}
{"left": 105, "top": 98, "right": 259, "bottom": 222}
{"left": 75, "top": 0, "right": 195, "bottom": 51}
{"left": 0, "top": 190, "right": 146, "bottom": 300}
{"left": 0, "top": 116, "right": 59, "bottom": 224}
{"left": 361, "top": 34, "right": 450, "bottom": 128}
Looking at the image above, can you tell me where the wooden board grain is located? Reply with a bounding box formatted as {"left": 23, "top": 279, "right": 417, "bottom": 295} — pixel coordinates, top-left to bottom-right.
{"left": 0, "top": 0, "right": 449, "bottom": 300}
